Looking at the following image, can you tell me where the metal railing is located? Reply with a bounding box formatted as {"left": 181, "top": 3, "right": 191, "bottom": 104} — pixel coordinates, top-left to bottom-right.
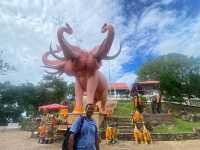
{"left": 108, "top": 95, "right": 131, "bottom": 100}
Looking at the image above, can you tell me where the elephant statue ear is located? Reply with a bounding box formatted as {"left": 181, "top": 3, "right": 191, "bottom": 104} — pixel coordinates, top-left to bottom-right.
{"left": 95, "top": 24, "right": 121, "bottom": 60}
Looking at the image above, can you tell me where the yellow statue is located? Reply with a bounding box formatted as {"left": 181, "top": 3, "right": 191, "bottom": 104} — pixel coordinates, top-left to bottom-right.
{"left": 105, "top": 126, "right": 117, "bottom": 144}
{"left": 105, "top": 127, "right": 113, "bottom": 144}
{"left": 133, "top": 124, "right": 143, "bottom": 144}
{"left": 59, "top": 108, "right": 68, "bottom": 118}
{"left": 132, "top": 110, "right": 144, "bottom": 123}
{"left": 142, "top": 124, "right": 152, "bottom": 144}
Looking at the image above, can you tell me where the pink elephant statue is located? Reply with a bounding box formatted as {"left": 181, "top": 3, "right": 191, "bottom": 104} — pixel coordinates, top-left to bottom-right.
{"left": 42, "top": 23, "right": 121, "bottom": 113}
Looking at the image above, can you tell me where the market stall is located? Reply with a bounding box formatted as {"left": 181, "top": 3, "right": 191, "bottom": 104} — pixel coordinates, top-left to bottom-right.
{"left": 38, "top": 104, "right": 69, "bottom": 144}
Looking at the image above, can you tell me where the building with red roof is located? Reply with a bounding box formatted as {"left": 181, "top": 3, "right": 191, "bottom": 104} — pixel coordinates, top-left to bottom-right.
{"left": 130, "top": 80, "right": 160, "bottom": 96}
{"left": 108, "top": 82, "right": 130, "bottom": 100}
{"left": 109, "top": 83, "right": 129, "bottom": 90}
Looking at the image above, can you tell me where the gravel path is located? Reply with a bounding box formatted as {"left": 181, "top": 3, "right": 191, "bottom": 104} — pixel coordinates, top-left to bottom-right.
{"left": 0, "top": 130, "right": 200, "bottom": 150}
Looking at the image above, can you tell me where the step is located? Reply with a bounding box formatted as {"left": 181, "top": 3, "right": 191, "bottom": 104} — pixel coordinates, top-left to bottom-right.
{"left": 117, "top": 125, "right": 133, "bottom": 129}
{"left": 117, "top": 133, "right": 133, "bottom": 140}
{"left": 117, "top": 123, "right": 132, "bottom": 126}
{"left": 117, "top": 121, "right": 132, "bottom": 124}
{"left": 111, "top": 117, "right": 131, "bottom": 122}
{"left": 118, "top": 129, "right": 133, "bottom": 133}
{"left": 117, "top": 119, "right": 132, "bottom": 122}
{"left": 108, "top": 118, "right": 131, "bottom": 121}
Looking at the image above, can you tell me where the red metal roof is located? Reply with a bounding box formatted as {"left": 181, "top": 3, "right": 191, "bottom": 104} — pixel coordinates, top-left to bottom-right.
{"left": 109, "top": 83, "right": 129, "bottom": 90}
{"left": 137, "top": 80, "right": 160, "bottom": 84}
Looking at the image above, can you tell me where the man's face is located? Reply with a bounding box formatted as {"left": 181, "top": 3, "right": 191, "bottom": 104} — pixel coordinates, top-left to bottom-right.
{"left": 86, "top": 104, "right": 95, "bottom": 117}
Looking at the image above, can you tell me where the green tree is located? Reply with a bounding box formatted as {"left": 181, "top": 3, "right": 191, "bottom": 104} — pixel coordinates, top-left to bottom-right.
{"left": 137, "top": 53, "right": 193, "bottom": 81}
{"left": 159, "top": 72, "right": 183, "bottom": 102}
{"left": 137, "top": 53, "right": 200, "bottom": 102}
{"left": 66, "top": 82, "right": 75, "bottom": 98}
{"left": 187, "top": 74, "right": 200, "bottom": 98}
{"left": 16, "top": 83, "right": 48, "bottom": 116}
{"left": 0, "top": 75, "right": 70, "bottom": 123}
{"left": 38, "top": 74, "right": 68, "bottom": 104}
{"left": 0, "top": 82, "right": 23, "bottom": 124}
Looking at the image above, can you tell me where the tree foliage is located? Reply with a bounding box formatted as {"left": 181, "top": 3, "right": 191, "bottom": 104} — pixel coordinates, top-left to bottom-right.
{"left": 38, "top": 75, "right": 68, "bottom": 104}
{"left": 137, "top": 53, "right": 200, "bottom": 102}
{"left": 0, "top": 82, "right": 23, "bottom": 124}
{"left": 0, "top": 74, "right": 75, "bottom": 124}
{"left": 137, "top": 53, "right": 194, "bottom": 81}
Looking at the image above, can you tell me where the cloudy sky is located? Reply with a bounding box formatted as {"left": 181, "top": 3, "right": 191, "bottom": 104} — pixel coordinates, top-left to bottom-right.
{"left": 1, "top": 0, "right": 200, "bottom": 86}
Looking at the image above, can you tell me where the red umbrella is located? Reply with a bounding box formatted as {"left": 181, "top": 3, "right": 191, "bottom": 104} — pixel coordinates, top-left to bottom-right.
{"left": 39, "top": 104, "right": 67, "bottom": 111}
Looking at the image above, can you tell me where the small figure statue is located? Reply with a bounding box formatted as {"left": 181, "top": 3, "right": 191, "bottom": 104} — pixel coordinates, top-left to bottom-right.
{"left": 45, "top": 124, "right": 54, "bottom": 144}
{"left": 111, "top": 122, "right": 118, "bottom": 144}
{"left": 151, "top": 94, "right": 157, "bottom": 114}
{"left": 132, "top": 110, "right": 144, "bottom": 123}
{"left": 38, "top": 123, "right": 46, "bottom": 144}
{"left": 156, "top": 93, "right": 162, "bottom": 113}
{"left": 133, "top": 124, "right": 143, "bottom": 144}
{"left": 133, "top": 93, "right": 144, "bottom": 113}
{"left": 142, "top": 124, "right": 152, "bottom": 144}
{"left": 59, "top": 108, "right": 68, "bottom": 119}
{"left": 105, "top": 126, "right": 113, "bottom": 144}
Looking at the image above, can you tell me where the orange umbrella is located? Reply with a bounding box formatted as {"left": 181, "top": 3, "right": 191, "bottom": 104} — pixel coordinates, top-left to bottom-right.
{"left": 39, "top": 104, "right": 67, "bottom": 111}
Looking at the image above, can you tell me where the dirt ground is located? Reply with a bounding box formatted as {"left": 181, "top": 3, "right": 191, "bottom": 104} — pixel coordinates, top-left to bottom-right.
{"left": 0, "top": 130, "right": 200, "bottom": 150}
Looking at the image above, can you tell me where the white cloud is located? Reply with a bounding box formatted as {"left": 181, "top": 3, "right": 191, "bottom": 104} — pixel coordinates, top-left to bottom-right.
{"left": 0, "top": 0, "right": 132, "bottom": 84}
{"left": 1, "top": 0, "right": 200, "bottom": 85}
{"left": 133, "top": 2, "right": 200, "bottom": 58}
{"left": 116, "top": 72, "right": 137, "bottom": 87}
{"left": 161, "top": 0, "right": 175, "bottom": 5}
{"left": 154, "top": 13, "right": 200, "bottom": 56}
{"left": 138, "top": 8, "right": 174, "bottom": 30}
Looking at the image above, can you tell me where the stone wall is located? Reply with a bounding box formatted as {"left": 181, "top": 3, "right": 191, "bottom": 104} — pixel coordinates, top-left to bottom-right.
{"left": 162, "top": 102, "right": 200, "bottom": 114}
{"left": 151, "top": 133, "right": 200, "bottom": 141}
{"left": 182, "top": 114, "right": 200, "bottom": 122}
{"left": 143, "top": 102, "right": 200, "bottom": 114}
{"left": 143, "top": 113, "right": 172, "bottom": 122}
{"left": 101, "top": 132, "right": 200, "bottom": 141}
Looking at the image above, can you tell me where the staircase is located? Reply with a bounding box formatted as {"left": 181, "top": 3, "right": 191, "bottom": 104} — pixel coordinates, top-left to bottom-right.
{"left": 116, "top": 117, "right": 133, "bottom": 140}
{"left": 101, "top": 112, "right": 173, "bottom": 140}
{"left": 117, "top": 117, "right": 133, "bottom": 134}
{"left": 100, "top": 117, "right": 134, "bottom": 140}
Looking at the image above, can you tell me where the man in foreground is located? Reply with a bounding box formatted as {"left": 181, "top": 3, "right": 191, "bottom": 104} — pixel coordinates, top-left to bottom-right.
{"left": 68, "top": 104, "right": 99, "bottom": 150}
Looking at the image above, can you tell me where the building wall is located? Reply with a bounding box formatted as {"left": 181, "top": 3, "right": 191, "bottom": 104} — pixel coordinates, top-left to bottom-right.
{"left": 108, "top": 89, "right": 130, "bottom": 100}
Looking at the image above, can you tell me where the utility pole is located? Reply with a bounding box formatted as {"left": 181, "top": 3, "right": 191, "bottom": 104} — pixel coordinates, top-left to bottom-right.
{"left": 108, "top": 61, "right": 111, "bottom": 96}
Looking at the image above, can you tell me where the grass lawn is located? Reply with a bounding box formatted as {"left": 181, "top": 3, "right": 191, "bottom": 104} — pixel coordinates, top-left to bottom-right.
{"left": 113, "top": 100, "right": 200, "bottom": 133}
{"left": 113, "top": 100, "right": 135, "bottom": 117}
{"left": 154, "top": 117, "right": 200, "bottom": 133}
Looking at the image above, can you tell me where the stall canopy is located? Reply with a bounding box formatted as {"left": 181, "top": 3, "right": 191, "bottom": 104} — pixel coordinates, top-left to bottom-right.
{"left": 39, "top": 104, "right": 67, "bottom": 111}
